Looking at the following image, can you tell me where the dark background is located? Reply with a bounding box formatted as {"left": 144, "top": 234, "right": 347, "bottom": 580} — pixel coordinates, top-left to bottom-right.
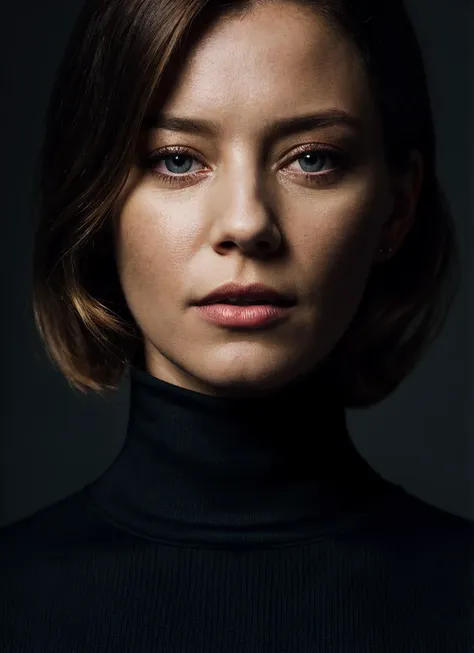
{"left": 1, "top": 1, "right": 472, "bottom": 527}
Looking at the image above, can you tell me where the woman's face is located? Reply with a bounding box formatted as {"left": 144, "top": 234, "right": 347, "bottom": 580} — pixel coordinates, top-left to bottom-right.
{"left": 114, "top": 1, "right": 417, "bottom": 396}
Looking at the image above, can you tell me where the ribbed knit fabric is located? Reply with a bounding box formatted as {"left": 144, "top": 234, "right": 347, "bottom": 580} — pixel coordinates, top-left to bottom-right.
{"left": 1, "top": 362, "right": 473, "bottom": 652}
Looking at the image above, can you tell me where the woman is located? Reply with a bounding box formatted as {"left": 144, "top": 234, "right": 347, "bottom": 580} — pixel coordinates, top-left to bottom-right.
{"left": 1, "top": 0, "right": 472, "bottom": 650}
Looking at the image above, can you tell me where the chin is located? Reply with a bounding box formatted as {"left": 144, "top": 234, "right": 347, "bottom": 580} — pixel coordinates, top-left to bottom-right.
{"left": 188, "top": 348, "right": 317, "bottom": 397}
{"left": 145, "top": 337, "right": 325, "bottom": 397}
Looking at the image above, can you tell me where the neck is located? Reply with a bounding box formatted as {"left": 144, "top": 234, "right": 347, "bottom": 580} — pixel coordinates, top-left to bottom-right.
{"left": 85, "top": 363, "right": 397, "bottom": 547}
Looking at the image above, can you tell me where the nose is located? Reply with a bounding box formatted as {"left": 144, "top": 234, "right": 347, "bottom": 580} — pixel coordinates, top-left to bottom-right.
{"left": 208, "top": 175, "right": 283, "bottom": 258}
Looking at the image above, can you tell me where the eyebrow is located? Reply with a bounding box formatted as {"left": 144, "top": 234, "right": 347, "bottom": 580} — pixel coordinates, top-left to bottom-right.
{"left": 142, "top": 109, "right": 361, "bottom": 140}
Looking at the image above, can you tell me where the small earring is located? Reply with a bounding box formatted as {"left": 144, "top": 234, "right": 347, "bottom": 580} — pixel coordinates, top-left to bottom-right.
{"left": 379, "top": 246, "right": 393, "bottom": 255}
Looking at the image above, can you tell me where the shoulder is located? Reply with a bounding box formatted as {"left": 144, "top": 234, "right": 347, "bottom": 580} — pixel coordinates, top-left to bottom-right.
{"left": 0, "top": 488, "right": 102, "bottom": 558}
{"left": 363, "top": 484, "right": 474, "bottom": 559}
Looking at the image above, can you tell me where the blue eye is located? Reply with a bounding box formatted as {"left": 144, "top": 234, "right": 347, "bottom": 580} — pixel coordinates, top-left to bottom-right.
{"left": 294, "top": 151, "right": 334, "bottom": 174}
{"left": 161, "top": 154, "right": 196, "bottom": 175}
{"left": 144, "top": 144, "right": 348, "bottom": 187}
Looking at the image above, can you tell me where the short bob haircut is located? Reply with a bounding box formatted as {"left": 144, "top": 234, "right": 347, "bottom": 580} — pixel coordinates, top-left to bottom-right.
{"left": 32, "top": 0, "right": 460, "bottom": 407}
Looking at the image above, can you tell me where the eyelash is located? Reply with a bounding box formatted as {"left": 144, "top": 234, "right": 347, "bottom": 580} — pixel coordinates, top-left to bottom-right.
{"left": 143, "top": 144, "right": 347, "bottom": 187}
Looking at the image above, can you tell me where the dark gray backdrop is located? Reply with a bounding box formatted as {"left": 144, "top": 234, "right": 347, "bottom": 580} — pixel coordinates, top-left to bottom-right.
{"left": 1, "top": 1, "right": 472, "bottom": 527}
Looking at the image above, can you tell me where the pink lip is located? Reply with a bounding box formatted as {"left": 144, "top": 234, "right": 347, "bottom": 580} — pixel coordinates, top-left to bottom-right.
{"left": 196, "top": 282, "right": 295, "bottom": 307}
{"left": 194, "top": 303, "right": 292, "bottom": 328}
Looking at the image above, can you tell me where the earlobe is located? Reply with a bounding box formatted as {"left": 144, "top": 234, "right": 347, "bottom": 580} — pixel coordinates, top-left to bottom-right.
{"left": 377, "top": 149, "right": 424, "bottom": 261}
{"left": 401, "top": 149, "right": 424, "bottom": 224}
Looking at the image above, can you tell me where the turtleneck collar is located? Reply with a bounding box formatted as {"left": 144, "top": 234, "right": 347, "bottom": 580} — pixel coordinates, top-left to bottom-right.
{"left": 85, "top": 361, "right": 400, "bottom": 548}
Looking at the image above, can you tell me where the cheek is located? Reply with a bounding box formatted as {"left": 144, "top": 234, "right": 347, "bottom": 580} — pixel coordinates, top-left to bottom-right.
{"left": 293, "top": 185, "right": 386, "bottom": 301}
{"left": 114, "top": 198, "right": 197, "bottom": 338}
{"left": 114, "top": 192, "right": 198, "bottom": 297}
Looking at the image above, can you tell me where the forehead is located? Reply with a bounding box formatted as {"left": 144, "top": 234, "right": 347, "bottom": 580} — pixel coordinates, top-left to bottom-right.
{"left": 157, "top": 2, "right": 373, "bottom": 133}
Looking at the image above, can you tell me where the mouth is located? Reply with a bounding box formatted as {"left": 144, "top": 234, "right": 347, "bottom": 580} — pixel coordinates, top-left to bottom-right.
{"left": 204, "top": 297, "right": 295, "bottom": 307}
{"left": 193, "top": 301, "right": 294, "bottom": 329}
{"left": 196, "top": 286, "right": 296, "bottom": 307}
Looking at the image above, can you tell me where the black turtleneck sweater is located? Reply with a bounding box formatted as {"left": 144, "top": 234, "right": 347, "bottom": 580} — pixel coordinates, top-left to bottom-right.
{"left": 1, "top": 363, "right": 473, "bottom": 652}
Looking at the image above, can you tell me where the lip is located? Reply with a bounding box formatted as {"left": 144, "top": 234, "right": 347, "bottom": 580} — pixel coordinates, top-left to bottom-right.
{"left": 194, "top": 303, "right": 292, "bottom": 328}
{"left": 195, "top": 282, "right": 296, "bottom": 307}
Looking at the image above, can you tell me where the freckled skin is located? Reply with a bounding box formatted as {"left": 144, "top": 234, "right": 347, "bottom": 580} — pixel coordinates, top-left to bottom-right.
{"left": 113, "top": 1, "right": 422, "bottom": 397}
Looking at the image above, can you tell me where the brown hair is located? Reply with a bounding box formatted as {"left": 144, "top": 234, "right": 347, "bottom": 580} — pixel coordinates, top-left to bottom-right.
{"left": 31, "top": 0, "right": 460, "bottom": 407}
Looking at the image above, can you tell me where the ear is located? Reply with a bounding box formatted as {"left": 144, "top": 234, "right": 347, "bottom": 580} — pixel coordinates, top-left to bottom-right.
{"left": 377, "top": 149, "right": 424, "bottom": 261}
